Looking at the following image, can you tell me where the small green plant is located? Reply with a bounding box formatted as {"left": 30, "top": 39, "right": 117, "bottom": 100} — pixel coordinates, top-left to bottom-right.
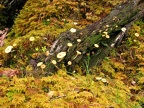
{"left": 41, "top": 46, "right": 47, "bottom": 53}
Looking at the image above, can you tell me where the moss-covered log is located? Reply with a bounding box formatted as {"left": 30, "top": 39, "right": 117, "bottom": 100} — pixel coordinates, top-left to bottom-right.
{"left": 44, "top": 0, "right": 144, "bottom": 74}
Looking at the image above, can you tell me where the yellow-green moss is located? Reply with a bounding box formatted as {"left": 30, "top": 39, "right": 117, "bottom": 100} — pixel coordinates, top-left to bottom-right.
{"left": 0, "top": 70, "right": 142, "bottom": 107}
{"left": 91, "top": 20, "right": 144, "bottom": 107}
{"left": 1, "top": 0, "right": 126, "bottom": 70}
{"left": 8, "top": 0, "right": 126, "bottom": 38}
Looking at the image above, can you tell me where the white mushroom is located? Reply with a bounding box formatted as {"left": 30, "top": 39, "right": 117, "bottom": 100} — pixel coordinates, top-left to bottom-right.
{"left": 5, "top": 46, "right": 13, "bottom": 53}
{"left": 37, "top": 62, "right": 43, "bottom": 67}
{"left": 67, "top": 61, "right": 72, "bottom": 65}
{"left": 121, "top": 27, "right": 127, "bottom": 32}
{"left": 67, "top": 43, "right": 73, "bottom": 47}
{"left": 57, "top": 52, "right": 66, "bottom": 62}
{"left": 67, "top": 43, "right": 73, "bottom": 52}
{"left": 134, "top": 33, "right": 139, "bottom": 37}
{"left": 70, "top": 28, "right": 76, "bottom": 33}
{"left": 51, "top": 60, "right": 57, "bottom": 65}
{"left": 45, "top": 51, "right": 49, "bottom": 56}
{"left": 105, "top": 35, "right": 110, "bottom": 38}
{"left": 57, "top": 52, "right": 66, "bottom": 59}
{"left": 94, "top": 44, "right": 99, "bottom": 48}
{"left": 77, "top": 39, "right": 81, "bottom": 43}
{"left": 29, "top": 37, "right": 35, "bottom": 41}
{"left": 73, "top": 51, "right": 81, "bottom": 60}
{"left": 40, "top": 64, "right": 46, "bottom": 69}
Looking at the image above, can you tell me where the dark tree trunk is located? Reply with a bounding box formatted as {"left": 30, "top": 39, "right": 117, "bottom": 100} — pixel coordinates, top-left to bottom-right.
{"left": 44, "top": 0, "right": 144, "bottom": 74}
{"left": 0, "top": 0, "right": 27, "bottom": 29}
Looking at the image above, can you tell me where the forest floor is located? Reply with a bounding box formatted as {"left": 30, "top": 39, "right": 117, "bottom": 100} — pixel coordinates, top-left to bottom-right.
{"left": 0, "top": 20, "right": 144, "bottom": 108}
{"left": 0, "top": 0, "right": 144, "bottom": 107}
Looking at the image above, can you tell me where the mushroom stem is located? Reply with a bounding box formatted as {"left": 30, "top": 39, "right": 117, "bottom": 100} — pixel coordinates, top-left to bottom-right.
{"left": 72, "top": 51, "right": 81, "bottom": 60}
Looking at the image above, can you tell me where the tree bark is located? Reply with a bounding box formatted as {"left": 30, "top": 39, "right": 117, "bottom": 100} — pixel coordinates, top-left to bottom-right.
{"left": 0, "top": 0, "right": 27, "bottom": 29}
{"left": 44, "top": 0, "right": 144, "bottom": 74}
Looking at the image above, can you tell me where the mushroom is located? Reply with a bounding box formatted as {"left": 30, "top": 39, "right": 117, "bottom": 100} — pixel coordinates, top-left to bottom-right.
{"left": 73, "top": 51, "right": 81, "bottom": 60}
{"left": 5, "top": 46, "right": 13, "bottom": 53}
{"left": 94, "top": 44, "right": 99, "bottom": 48}
{"left": 57, "top": 52, "right": 66, "bottom": 62}
{"left": 70, "top": 28, "right": 76, "bottom": 33}
{"left": 67, "top": 43, "right": 73, "bottom": 52}
{"left": 67, "top": 61, "right": 72, "bottom": 66}
{"left": 121, "top": 27, "right": 126, "bottom": 32}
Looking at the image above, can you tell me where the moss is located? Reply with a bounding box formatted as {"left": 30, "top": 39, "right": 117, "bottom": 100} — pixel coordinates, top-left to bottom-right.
{"left": 0, "top": 70, "right": 142, "bottom": 107}
{"left": 8, "top": 0, "right": 126, "bottom": 38}
{"left": 0, "top": 0, "right": 126, "bottom": 72}
{"left": 91, "top": 20, "right": 144, "bottom": 107}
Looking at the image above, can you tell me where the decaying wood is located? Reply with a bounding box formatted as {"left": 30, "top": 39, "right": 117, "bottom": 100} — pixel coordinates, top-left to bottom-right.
{"left": 44, "top": 0, "right": 144, "bottom": 74}
{"left": 0, "top": 0, "right": 27, "bottom": 13}
{"left": 0, "top": 68, "right": 21, "bottom": 78}
{"left": 0, "top": 28, "right": 8, "bottom": 47}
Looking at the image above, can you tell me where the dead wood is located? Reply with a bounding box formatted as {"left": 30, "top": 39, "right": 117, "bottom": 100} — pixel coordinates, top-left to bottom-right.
{"left": 44, "top": 0, "right": 144, "bottom": 74}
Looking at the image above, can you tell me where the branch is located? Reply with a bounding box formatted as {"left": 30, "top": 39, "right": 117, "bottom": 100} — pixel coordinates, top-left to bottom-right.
{"left": 0, "top": 28, "right": 8, "bottom": 47}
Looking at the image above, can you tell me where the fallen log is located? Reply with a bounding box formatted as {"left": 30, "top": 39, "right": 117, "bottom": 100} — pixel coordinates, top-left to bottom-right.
{"left": 44, "top": 0, "right": 144, "bottom": 74}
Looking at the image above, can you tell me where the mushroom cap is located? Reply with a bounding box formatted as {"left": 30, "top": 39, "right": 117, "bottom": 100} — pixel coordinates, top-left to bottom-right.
{"left": 29, "top": 37, "right": 35, "bottom": 41}
{"left": 77, "top": 39, "right": 81, "bottom": 43}
{"left": 105, "top": 35, "right": 110, "bottom": 38}
{"left": 70, "top": 28, "right": 76, "bottom": 33}
{"left": 57, "top": 52, "right": 66, "bottom": 59}
{"left": 94, "top": 44, "right": 99, "bottom": 48}
{"left": 51, "top": 60, "right": 57, "bottom": 65}
{"left": 121, "top": 27, "right": 126, "bottom": 32}
{"left": 41, "top": 64, "right": 46, "bottom": 69}
{"left": 76, "top": 51, "right": 81, "bottom": 55}
{"left": 37, "top": 62, "right": 43, "bottom": 67}
{"left": 134, "top": 33, "right": 139, "bottom": 37}
{"left": 103, "top": 31, "right": 108, "bottom": 35}
{"left": 45, "top": 51, "right": 49, "bottom": 56}
{"left": 5, "top": 46, "right": 13, "bottom": 53}
{"left": 67, "top": 61, "right": 72, "bottom": 65}
{"left": 67, "top": 43, "right": 73, "bottom": 47}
